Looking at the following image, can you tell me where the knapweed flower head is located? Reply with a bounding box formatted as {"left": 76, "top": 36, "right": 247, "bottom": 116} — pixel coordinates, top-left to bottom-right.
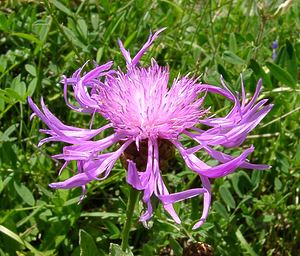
{"left": 29, "top": 28, "right": 272, "bottom": 229}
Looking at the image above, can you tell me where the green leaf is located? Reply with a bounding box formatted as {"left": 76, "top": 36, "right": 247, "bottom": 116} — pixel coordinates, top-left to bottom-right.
{"left": 35, "top": 16, "right": 52, "bottom": 43}
{"left": 25, "top": 64, "right": 37, "bottom": 76}
{"left": 0, "top": 225, "right": 42, "bottom": 255}
{"left": 235, "top": 228, "right": 258, "bottom": 256}
{"left": 0, "top": 173, "right": 13, "bottom": 194}
{"left": 96, "top": 47, "right": 104, "bottom": 63}
{"left": 55, "top": 235, "right": 66, "bottom": 248}
{"left": 15, "top": 82, "right": 26, "bottom": 99}
{"left": 285, "top": 40, "right": 298, "bottom": 80}
{"left": 231, "top": 174, "right": 243, "bottom": 198}
{"left": 0, "top": 142, "right": 17, "bottom": 167}
{"left": 36, "top": 184, "right": 53, "bottom": 198}
{"left": 79, "top": 229, "right": 102, "bottom": 256}
{"left": 213, "top": 201, "right": 229, "bottom": 218}
{"left": 104, "top": 220, "right": 121, "bottom": 239}
{"left": 248, "top": 59, "right": 272, "bottom": 88}
{"left": 266, "top": 61, "right": 296, "bottom": 87}
{"left": 231, "top": 171, "right": 252, "bottom": 198}
{"left": 223, "top": 51, "right": 245, "bottom": 65}
{"left": 251, "top": 170, "right": 261, "bottom": 188}
{"left": 0, "top": 55, "right": 7, "bottom": 73}
{"left": 262, "top": 214, "right": 275, "bottom": 223}
{"left": 3, "top": 88, "right": 23, "bottom": 101}
{"left": 52, "top": 0, "right": 73, "bottom": 16}
{"left": 91, "top": 13, "right": 99, "bottom": 31}
{"left": 0, "top": 124, "right": 18, "bottom": 142}
{"left": 16, "top": 205, "right": 43, "bottom": 228}
{"left": 11, "top": 32, "right": 41, "bottom": 45}
{"left": 13, "top": 181, "right": 35, "bottom": 206}
{"left": 80, "top": 212, "right": 121, "bottom": 218}
{"left": 103, "top": 13, "right": 126, "bottom": 44}
{"left": 169, "top": 237, "right": 183, "bottom": 256}
{"left": 274, "top": 177, "right": 282, "bottom": 191}
{"left": 143, "top": 244, "right": 153, "bottom": 256}
{"left": 275, "top": 46, "right": 286, "bottom": 66}
{"left": 77, "top": 19, "right": 88, "bottom": 40}
{"left": 0, "top": 11, "right": 8, "bottom": 32}
{"left": 295, "top": 42, "right": 300, "bottom": 61}
{"left": 0, "top": 98, "right": 4, "bottom": 111}
{"left": 27, "top": 78, "right": 37, "bottom": 96}
{"left": 124, "top": 31, "right": 137, "bottom": 48}
{"left": 217, "top": 64, "right": 231, "bottom": 81}
{"left": 229, "top": 33, "right": 237, "bottom": 53}
{"left": 3, "top": 123, "right": 17, "bottom": 137}
{"left": 294, "top": 144, "right": 300, "bottom": 164}
{"left": 10, "top": 74, "right": 26, "bottom": 100}
{"left": 159, "top": 0, "right": 184, "bottom": 14}
{"left": 0, "top": 91, "right": 17, "bottom": 104}
{"left": 109, "top": 243, "right": 133, "bottom": 256}
{"left": 62, "top": 26, "right": 86, "bottom": 49}
{"left": 220, "top": 185, "right": 236, "bottom": 209}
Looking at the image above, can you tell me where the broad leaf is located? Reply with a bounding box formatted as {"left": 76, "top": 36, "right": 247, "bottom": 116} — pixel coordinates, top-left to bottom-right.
{"left": 266, "top": 61, "right": 296, "bottom": 87}
{"left": 79, "top": 229, "right": 102, "bottom": 256}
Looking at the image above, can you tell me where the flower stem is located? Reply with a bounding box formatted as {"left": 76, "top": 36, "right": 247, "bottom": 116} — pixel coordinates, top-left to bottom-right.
{"left": 121, "top": 187, "right": 139, "bottom": 252}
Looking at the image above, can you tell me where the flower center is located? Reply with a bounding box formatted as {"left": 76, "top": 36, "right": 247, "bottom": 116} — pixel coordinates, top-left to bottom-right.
{"left": 120, "top": 139, "right": 175, "bottom": 171}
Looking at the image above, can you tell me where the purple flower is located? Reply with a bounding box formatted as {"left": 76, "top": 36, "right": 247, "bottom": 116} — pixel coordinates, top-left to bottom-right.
{"left": 272, "top": 41, "right": 278, "bottom": 60}
{"left": 28, "top": 29, "right": 272, "bottom": 229}
{"left": 272, "top": 41, "right": 278, "bottom": 49}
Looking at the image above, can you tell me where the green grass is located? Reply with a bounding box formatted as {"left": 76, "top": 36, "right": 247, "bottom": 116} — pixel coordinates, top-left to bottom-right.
{"left": 0, "top": 0, "right": 299, "bottom": 255}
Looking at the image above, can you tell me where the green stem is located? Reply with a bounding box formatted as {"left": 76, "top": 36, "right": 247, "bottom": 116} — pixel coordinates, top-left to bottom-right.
{"left": 121, "top": 187, "right": 139, "bottom": 252}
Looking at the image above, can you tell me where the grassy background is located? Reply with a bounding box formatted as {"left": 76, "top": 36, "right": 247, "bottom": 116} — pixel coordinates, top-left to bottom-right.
{"left": 0, "top": 0, "right": 299, "bottom": 255}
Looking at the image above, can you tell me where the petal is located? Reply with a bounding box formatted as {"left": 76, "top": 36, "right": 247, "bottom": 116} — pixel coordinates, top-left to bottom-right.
{"left": 158, "top": 188, "right": 207, "bottom": 204}
{"left": 139, "top": 200, "right": 153, "bottom": 222}
{"left": 156, "top": 177, "right": 181, "bottom": 224}
{"left": 58, "top": 161, "right": 70, "bottom": 176}
{"left": 243, "top": 78, "right": 262, "bottom": 113}
{"left": 203, "top": 145, "right": 270, "bottom": 170}
{"left": 153, "top": 139, "right": 181, "bottom": 224}
{"left": 126, "top": 160, "right": 145, "bottom": 190}
{"left": 141, "top": 139, "right": 155, "bottom": 202}
{"left": 131, "top": 28, "right": 167, "bottom": 66}
{"left": 62, "top": 61, "right": 113, "bottom": 113}
{"left": 49, "top": 173, "right": 92, "bottom": 189}
{"left": 188, "top": 103, "right": 272, "bottom": 147}
{"left": 155, "top": 179, "right": 211, "bottom": 229}
{"left": 82, "top": 61, "right": 113, "bottom": 83}
{"left": 195, "top": 79, "right": 273, "bottom": 148}
{"left": 29, "top": 97, "right": 113, "bottom": 145}
{"left": 89, "top": 139, "right": 133, "bottom": 181}
{"left": 73, "top": 80, "right": 99, "bottom": 110}
{"left": 174, "top": 140, "right": 255, "bottom": 178}
{"left": 192, "top": 176, "right": 211, "bottom": 229}
{"left": 49, "top": 139, "right": 133, "bottom": 189}
{"left": 63, "top": 75, "right": 86, "bottom": 113}
{"left": 199, "top": 84, "right": 235, "bottom": 101}
{"left": 118, "top": 38, "right": 132, "bottom": 64}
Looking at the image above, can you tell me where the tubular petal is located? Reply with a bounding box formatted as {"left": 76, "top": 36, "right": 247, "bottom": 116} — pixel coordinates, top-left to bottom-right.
{"left": 174, "top": 140, "right": 255, "bottom": 178}
{"left": 203, "top": 145, "right": 270, "bottom": 170}
{"left": 192, "top": 176, "right": 211, "bottom": 229}
{"left": 153, "top": 139, "right": 180, "bottom": 224}
{"left": 127, "top": 160, "right": 144, "bottom": 190}
{"left": 49, "top": 140, "right": 132, "bottom": 189}
{"left": 131, "top": 28, "right": 167, "bottom": 66}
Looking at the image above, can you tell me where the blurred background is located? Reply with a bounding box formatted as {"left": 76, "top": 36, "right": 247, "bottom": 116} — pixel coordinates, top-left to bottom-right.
{"left": 0, "top": 0, "right": 299, "bottom": 255}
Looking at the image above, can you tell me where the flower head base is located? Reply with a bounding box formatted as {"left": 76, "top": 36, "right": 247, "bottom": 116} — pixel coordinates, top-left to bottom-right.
{"left": 29, "top": 29, "right": 272, "bottom": 229}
